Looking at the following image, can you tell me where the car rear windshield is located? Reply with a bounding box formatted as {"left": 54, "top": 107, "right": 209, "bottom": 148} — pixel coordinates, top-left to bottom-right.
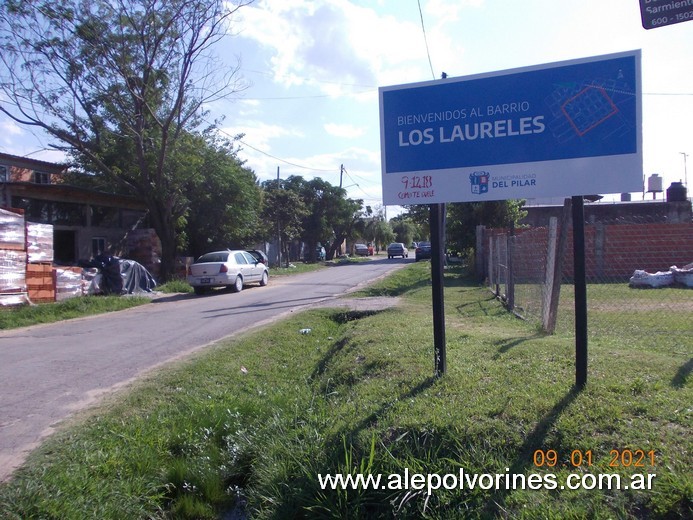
{"left": 195, "top": 252, "right": 228, "bottom": 263}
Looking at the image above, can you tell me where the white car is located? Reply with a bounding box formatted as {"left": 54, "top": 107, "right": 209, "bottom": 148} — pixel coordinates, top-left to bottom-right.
{"left": 386, "top": 242, "right": 409, "bottom": 259}
{"left": 188, "top": 250, "right": 269, "bottom": 295}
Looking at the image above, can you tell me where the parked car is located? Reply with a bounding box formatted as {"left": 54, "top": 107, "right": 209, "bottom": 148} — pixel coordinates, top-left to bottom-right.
{"left": 387, "top": 242, "right": 409, "bottom": 259}
{"left": 415, "top": 241, "right": 432, "bottom": 261}
{"left": 188, "top": 250, "right": 269, "bottom": 295}
{"left": 246, "top": 249, "right": 269, "bottom": 265}
{"left": 354, "top": 243, "right": 369, "bottom": 256}
{"left": 304, "top": 245, "right": 326, "bottom": 262}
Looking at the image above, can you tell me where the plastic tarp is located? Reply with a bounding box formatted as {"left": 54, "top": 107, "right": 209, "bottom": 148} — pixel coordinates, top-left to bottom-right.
{"left": 0, "top": 208, "right": 25, "bottom": 250}
{"left": 120, "top": 259, "right": 157, "bottom": 294}
{"left": 83, "top": 256, "right": 157, "bottom": 295}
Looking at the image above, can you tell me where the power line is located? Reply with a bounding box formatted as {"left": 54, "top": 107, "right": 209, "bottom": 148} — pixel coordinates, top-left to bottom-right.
{"left": 417, "top": 0, "right": 436, "bottom": 80}
{"left": 203, "top": 117, "right": 336, "bottom": 173}
{"left": 243, "top": 68, "right": 377, "bottom": 90}
{"left": 342, "top": 166, "right": 374, "bottom": 200}
{"left": 236, "top": 138, "right": 335, "bottom": 172}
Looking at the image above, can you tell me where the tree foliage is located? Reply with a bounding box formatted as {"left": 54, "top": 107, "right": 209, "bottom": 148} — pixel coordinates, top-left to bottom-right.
{"left": 445, "top": 200, "right": 527, "bottom": 254}
{"left": 182, "top": 132, "right": 262, "bottom": 258}
{"left": 0, "top": 0, "right": 252, "bottom": 280}
{"left": 390, "top": 216, "right": 421, "bottom": 246}
{"left": 265, "top": 175, "right": 364, "bottom": 262}
{"left": 260, "top": 179, "right": 309, "bottom": 266}
{"left": 399, "top": 200, "right": 527, "bottom": 254}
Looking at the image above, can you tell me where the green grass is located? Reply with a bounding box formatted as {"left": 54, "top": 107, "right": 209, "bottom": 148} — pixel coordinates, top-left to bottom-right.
{"left": 0, "top": 295, "right": 150, "bottom": 330}
{"left": 157, "top": 278, "right": 193, "bottom": 293}
{"left": 0, "top": 263, "right": 690, "bottom": 519}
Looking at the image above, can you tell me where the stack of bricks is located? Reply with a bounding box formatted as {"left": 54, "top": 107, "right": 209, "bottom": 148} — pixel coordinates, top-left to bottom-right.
{"left": 25, "top": 221, "right": 55, "bottom": 303}
{"left": 25, "top": 262, "right": 55, "bottom": 303}
{"left": 0, "top": 208, "right": 29, "bottom": 306}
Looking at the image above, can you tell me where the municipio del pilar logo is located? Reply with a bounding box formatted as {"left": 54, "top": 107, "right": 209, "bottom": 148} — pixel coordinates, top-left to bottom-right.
{"left": 469, "top": 171, "right": 490, "bottom": 195}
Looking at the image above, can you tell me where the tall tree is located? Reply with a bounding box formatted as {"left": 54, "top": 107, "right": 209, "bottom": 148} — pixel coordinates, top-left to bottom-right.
{"left": 260, "top": 179, "right": 308, "bottom": 266}
{"left": 445, "top": 200, "right": 527, "bottom": 255}
{"left": 371, "top": 220, "right": 395, "bottom": 252}
{"left": 390, "top": 216, "right": 421, "bottom": 246}
{"left": 281, "top": 175, "right": 363, "bottom": 261}
{"left": 182, "top": 132, "right": 262, "bottom": 258}
{"left": 0, "top": 0, "right": 252, "bottom": 280}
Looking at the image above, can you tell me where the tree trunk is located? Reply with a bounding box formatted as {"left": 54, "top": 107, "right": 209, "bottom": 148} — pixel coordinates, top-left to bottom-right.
{"left": 328, "top": 237, "right": 343, "bottom": 260}
{"left": 146, "top": 198, "right": 178, "bottom": 282}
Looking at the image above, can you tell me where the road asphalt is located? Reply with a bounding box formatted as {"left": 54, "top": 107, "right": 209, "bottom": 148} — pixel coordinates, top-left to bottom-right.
{"left": 0, "top": 257, "right": 410, "bottom": 481}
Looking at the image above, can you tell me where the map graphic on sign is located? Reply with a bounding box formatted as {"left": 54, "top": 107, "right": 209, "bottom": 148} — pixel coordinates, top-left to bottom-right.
{"left": 379, "top": 51, "right": 642, "bottom": 205}
{"left": 545, "top": 77, "right": 635, "bottom": 145}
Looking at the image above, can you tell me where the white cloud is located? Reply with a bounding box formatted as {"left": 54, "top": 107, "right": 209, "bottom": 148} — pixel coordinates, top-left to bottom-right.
{"left": 236, "top": 0, "right": 439, "bottom": 95}
{"left": 323, "top": 123, "right": 364, "bottom": 138}
{"left": 0, "top": 118, "right": 24, "bottom": 145}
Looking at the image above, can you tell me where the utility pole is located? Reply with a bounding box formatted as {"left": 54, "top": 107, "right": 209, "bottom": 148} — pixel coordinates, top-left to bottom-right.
{"left": 431, "top": 70, "right": 448, "bottom": 377}
{"left": 680, "top": 152, "right": 689, "bottom": 187}
{"left": 276, "top": 166, "right": 281, "bottom": 268}
{"left": 339, "top": 164, "right": 344, "bottom": 189}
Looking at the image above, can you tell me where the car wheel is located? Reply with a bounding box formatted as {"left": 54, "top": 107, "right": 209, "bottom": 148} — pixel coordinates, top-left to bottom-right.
{"left": 260, "top": 271, "right": 268, "bottom": 286}
{"left": 193, "top": 286, "right": 207, "bottom": 295}
{"left": 231, "top": 275, "right": 243, "bottom": 293}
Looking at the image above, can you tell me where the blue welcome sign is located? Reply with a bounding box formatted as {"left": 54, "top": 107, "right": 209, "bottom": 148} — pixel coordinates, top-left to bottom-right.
{"left": 379, "top": 50, "right": 642, "bottom": 205}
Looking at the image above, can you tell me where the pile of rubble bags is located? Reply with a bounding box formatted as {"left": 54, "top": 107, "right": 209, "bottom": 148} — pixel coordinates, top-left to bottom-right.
{"left": 629, "top": 263, "right": 693, "bottom": 288}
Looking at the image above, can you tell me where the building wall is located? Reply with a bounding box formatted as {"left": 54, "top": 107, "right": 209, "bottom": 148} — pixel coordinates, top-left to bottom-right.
{"left": 521, "top": 200, "right": 692, "bottom": 227}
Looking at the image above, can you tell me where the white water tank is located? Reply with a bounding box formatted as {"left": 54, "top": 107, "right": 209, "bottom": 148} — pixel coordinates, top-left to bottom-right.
{"left": 647, "top": 174, "right": 663, "bottom": 193}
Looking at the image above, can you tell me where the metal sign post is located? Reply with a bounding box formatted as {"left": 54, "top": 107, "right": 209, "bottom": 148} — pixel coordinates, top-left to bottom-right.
{"left": 430, "top": 203, "right": 446, "bottom": 376}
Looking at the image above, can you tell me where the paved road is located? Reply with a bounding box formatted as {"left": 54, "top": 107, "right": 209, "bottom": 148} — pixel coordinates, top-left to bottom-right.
{"left": 0, "top": 257, "right": 410, "bottom": 481}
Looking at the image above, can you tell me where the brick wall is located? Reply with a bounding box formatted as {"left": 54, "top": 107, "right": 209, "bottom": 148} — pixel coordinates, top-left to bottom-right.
{"left": 482, "top": 222, "right": 693, "bottom": 282}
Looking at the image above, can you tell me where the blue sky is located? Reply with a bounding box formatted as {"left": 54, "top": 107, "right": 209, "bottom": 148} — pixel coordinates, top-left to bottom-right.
{"left": 2, "top": 0, "right": 692, "bottom": 212}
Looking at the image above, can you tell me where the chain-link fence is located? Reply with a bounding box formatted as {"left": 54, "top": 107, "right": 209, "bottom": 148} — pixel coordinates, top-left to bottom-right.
{"left": 478, "top": 201, "right": 693, "bottom": 339}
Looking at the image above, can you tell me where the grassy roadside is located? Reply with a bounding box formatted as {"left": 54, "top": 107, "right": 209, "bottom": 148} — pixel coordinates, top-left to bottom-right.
{"left": 0, "top": 295, "right": 151, "bottom": 330}
{"left": 0, "top": 259, "right": 339, "bottom": 331}
{"left": 0, "top": 262, "right": 690, "bottom": 519}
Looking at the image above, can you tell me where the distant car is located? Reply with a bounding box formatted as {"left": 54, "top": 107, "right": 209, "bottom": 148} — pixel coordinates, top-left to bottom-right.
{"left": 188, "top": 250, "right": 269, "bottom": 295}
{"left": 354, "top": 243, "right": 369, "bottom": 256}
{"left": 415, "top": 241, "right": 432, "bottom": 261}
{"left": 387, "top": 242, "right": 409, "bottom": 259}
{"left": 304, "top": 245, "right": 326, "bottom": 262}
{"left": 246, "top": 249, "right": 269, "bottom": 265}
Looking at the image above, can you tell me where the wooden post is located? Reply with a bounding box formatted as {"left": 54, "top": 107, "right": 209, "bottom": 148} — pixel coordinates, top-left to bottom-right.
{"left": 572, "top": 196, "right": 588, "bottom": 388}
{"left": 542, "top": 217, "right": 558, "bottom": 330}
{"left": 543, "top": 199, "right": 572, "bottom": 335}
